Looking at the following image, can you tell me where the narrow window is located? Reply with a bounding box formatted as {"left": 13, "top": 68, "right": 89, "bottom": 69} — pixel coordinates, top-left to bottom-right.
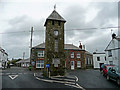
{"left": 55, "top": 39, "right": 58, "bottom": 52}
{"left": 77, "top": 52, "right": 80, "bottom": 58}
{"left": 105, "top": 56, "right": 106, "bottom": 61}
{"left": 108, "top": 50, "right": 112, "bottom": 57}
{"left": 71, "top": 52, "right": 74, "bottom": 58}
{"left": 77, "top": 61, "right": 81, "bottom": 68}
{"left": 58, "top": 21, "right": 61, "bottom": 26}
{"left": 52, "top": 20, "right": 54, "bottom": 25}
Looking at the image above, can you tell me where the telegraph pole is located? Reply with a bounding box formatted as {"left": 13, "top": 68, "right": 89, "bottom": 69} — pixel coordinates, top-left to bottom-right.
{"left": 23, "top": 52, "right": 25, "bottom": 67}
{"left": 30, "top": 27, "right": 33, "bottom": 65}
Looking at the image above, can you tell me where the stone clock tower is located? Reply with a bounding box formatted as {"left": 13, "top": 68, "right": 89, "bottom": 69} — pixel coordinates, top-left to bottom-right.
{"left": 43, "top": 8, "right": 66, "bottom": 76}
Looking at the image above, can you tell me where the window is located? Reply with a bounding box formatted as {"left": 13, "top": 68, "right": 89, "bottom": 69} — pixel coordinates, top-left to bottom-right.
{"left": 97, "top": 57, "right": 100, "bottom": 61}
{"left": 77, "top": 52, "right": 80, "bottom": 58}
{"left": 38, "top": 51, "right": 44, "bottom": 57}
{"left": 54, "top": 30, "right": 58, "bottom": 36}
{"left": 85, "top": 58, "right": 87, "bottom": 64}
{"left": 52, "top": 20, "right": 54, "bottom": 25}
{"left": 71, "top": 52, "right": 74, "bottom": 58}
{"left": 109, "top": 61, "right": 113, "bottom": 65}
{"left": 36, "top": 60, "right": 44, "bottom": 68}
{"left": 108, "top": 50, "right": 112, "bottom": 57}
{"left": 58, "top": 21, "right": 61, "bottom": 26}
{"left": 77, "top": 61, "right": 81, "bottom": 68}
{"left": 55, "top": 40, "right": 58, "bottom": 52}
{"left": 88, "top": 58, "right": 90, "bottom": 64}
{"left": 105, "top": 56, "right": 106, "bottom": 61}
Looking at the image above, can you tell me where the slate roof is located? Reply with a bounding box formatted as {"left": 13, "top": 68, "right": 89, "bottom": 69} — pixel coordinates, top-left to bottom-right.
{"left": 105, "top": 39, "right": 119, "bottom": 51}
{"left": 44, "top": 10, "right": 66, "bottom": 26}
{"left": 16, "top": 58, "right": 30, "bottom": 63}
{"left": 32, "top": 43, "right": 84, "bottom": 50}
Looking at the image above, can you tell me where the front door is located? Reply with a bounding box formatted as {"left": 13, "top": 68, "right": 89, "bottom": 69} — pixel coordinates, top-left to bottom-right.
{"left": 71, "top": 61, "right": 74, "bottom": 70}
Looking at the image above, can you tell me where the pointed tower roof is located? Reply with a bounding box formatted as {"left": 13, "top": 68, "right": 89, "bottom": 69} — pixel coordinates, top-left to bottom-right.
{"left": 44, "top": 10, "right": 66, "bottom": 26}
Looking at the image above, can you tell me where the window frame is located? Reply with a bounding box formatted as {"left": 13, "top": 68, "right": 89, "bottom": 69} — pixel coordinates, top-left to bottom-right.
{"left": 108, "top": 50, "right": 112, "bottom": 57}
{"left": 77, "top": 52, "right": 80, "bottom": 58}
{"left": 38, "top": 51, "right": 44, "bottom": 57}
{"left": 97, "top": 57, "right": 100, "bottom": 61}
{"left": 71, "top": 52, "right": 74, "bottom": 58}
{"left": 77, "top": 61, "right": 81, "bottom": 68}
{"left": 36, "top": 60, "right": 44, "bottom": 68}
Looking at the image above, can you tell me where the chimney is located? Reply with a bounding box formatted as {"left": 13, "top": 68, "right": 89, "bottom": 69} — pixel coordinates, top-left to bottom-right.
{"left": 83, "top": 45, "right": 85, "bottom": 50}
{"left": 79, "top": 43, "right": 82, "bottom": 49}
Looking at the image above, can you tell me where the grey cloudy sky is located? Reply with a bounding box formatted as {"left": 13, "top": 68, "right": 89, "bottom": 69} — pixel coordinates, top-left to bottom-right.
{"left": 0, "top": 0, "right": 119, "bottom": 60}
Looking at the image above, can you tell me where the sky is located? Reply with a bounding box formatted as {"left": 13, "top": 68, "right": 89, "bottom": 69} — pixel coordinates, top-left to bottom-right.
{"left": 0, "top": 0, "right": 119, "bottom": 60}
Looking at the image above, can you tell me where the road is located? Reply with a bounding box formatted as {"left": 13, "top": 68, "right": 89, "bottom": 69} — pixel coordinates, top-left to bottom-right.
{"left": 1, "top": 67, "right": 120, "bottom": 89}
{"left": 1, "top": 67, "right": 73, "bottom": 89}
{"left": 67, "top": 69, "right": 120, "bottom": 89}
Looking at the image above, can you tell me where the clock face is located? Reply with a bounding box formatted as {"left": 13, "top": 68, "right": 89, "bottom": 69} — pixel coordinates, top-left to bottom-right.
{"left": 54, "top": 30, "right": 58, "bottom": 36}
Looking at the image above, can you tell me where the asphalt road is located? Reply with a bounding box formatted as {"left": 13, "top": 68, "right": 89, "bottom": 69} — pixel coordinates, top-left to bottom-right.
{"left": 67, "top": 69, "right": 120, "bottom": 89}
{"left": 1, "top": 67, "right": 72, "bottom": 88}
{"left": 2, "top": 67, "right": 120, "bottom": 89}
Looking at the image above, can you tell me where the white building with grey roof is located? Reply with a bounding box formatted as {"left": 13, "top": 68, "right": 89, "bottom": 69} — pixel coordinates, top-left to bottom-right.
{"left": 0, "top": 47, "right": 8, "bottom": 69}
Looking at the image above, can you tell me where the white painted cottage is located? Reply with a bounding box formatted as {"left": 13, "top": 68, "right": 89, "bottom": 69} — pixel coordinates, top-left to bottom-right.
{"left": 93, "top": 52, "right": 106, "bottom": 69}
{"left": 0, "top": 47, "right": 8, "bottom": 69}
{"left": 105, "top": 38, "right": 119, "bottom": 66}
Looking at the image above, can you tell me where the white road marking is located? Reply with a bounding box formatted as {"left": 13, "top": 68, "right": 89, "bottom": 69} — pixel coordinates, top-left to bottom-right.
{"left": 76, "top": 83, "right": 85, "bottom": 90}
{"left": 34, "top": 73, "right": 36, "bottom": 77}
{"left": 9, "top": 75, "right": 18, "bottom": 80}
{"left": 75, "top": 76, "right": 78, "bottom": 82}
{"left": 65, "top": 84, "right": 79, "bottom": 88}
{"left": 6, "top": 73, "right": 10, "bottom": 75}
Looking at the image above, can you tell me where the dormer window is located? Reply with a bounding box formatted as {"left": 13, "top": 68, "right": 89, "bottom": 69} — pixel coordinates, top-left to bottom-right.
{"left": 54, "top": 30, "right": 58, "bottom": 36}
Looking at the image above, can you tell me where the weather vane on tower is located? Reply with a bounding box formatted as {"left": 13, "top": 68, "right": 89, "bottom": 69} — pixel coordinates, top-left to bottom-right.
{"left": 54, "top": 4, "right": 56, "bottom": 10}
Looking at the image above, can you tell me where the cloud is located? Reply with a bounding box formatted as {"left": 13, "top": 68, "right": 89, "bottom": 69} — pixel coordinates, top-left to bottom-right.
{"left": 0, "top": 1, "right": 118, "bottom": 59}
{"left": 64, "top": 2, "right": 118, "bottom": 53}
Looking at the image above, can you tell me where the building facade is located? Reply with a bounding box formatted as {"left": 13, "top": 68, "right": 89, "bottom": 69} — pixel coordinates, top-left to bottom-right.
{"left": 0, "top": 47, "right": 8, "bottom": 69}
{"left": 16, "top": 58, "right": 30, "bottom": 68}
{"left": 93, "top": 52, "right": 106, "bottom": 69}
{"left": 85, "top": 51, "right": 93, "bottom": 69}
{"left": 31, "top": 43, "right": 93, "bottom": 70}
{"left": 105, "top": 39, "right": 118, "bottom": 66}
{"left": 43, "top": 9, "right": 66, "bottom": 76}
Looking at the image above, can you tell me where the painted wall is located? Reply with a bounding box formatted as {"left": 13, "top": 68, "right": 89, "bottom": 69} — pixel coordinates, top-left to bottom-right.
{"left": 93, "top": 53, "right": 106, "bottom": 69}
{"left": 105, "top": 39, "right": 118, "bottom": 66}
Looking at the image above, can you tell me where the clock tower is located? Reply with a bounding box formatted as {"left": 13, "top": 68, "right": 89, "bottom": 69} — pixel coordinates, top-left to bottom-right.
{"left": 43, "top": 8, "right": 66, "bottom": 76}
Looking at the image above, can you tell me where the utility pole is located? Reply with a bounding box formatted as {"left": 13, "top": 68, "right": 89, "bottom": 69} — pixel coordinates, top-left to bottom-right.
{"left": 23, "top": 52, "right": 25, "bottom": 67}
{"left": 30, "top": 27, "right": 33, "bottom": 66}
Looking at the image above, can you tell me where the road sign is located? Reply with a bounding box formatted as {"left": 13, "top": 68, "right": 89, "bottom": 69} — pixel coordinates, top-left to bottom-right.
{"left": 46, "top": 64, "right": 49, "bottom": 68}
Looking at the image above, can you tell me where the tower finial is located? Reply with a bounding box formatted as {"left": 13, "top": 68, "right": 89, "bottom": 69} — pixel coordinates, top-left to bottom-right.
{"left": 54, "top": 4, "right": 56, "bottom": 10}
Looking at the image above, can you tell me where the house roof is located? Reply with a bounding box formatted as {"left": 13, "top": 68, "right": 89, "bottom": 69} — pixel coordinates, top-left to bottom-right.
{"left": 93, "top": 52, "right": 105, "bottom": 54}
{"left": 85, "top": 51, "right": 93, "bottom": 55}
{"left": 32, "top": 43, "right": 84, "bottom": 50}
{"left": 16, "top": 58, "right": 30, "bottom": 63}
{"left": 44, "top": 10, "right": 66, "bottom": 26}
{"left": 105, "top": 39, "right": 118, "bottom": 51}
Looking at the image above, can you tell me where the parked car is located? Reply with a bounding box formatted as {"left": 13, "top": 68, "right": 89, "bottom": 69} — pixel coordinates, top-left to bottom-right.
{"left": 100, "top": 64, "right": 109, "bottom": 72}
{"left": 106, "top": 66, "right": 120, "bottom": 85}
{"left": 102, "top": 64, "right": 115, "bottom": 76}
